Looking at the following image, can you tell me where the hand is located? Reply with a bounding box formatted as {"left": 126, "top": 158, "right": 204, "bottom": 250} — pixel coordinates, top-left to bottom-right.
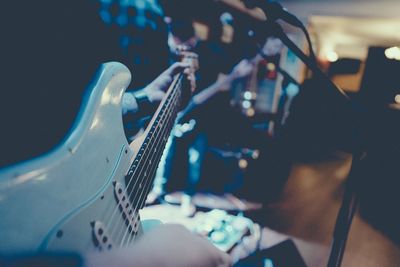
{"left": 86, "top": 224, "right": 232, "bottom": 267}
{"left": 261, "top": 37, "right": 283, "bottom": 56}
{"left": 188, "top": 59, "right": 253, "bottom": 108}
{"left": 122, "top": 62, "right": 194, "bottom": 115}
{"left": 218, "top": 59, "right": 254, "bottom": 90}
{"left": 144, "top": 62, "right": 192, "bottom": 103}
{"left": 230, "top": 59, "right": 254, "bottom": 80}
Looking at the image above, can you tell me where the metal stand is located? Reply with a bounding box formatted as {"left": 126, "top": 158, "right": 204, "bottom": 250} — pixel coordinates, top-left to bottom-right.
{"left": 257, "top": 18, "right": 364, "bottom": 267}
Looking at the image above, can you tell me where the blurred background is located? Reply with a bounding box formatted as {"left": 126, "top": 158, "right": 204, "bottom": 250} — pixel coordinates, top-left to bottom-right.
{"left": 2, "top": 0, "right": 400, "bottom": 266}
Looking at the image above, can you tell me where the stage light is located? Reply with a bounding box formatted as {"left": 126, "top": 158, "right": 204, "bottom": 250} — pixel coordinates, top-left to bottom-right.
{"left": 220, "top": 12, "right": 233, "bottom": 25}
{"left": 286, "top": 83, "right": 299, "bottom": 97}
{"left": 326, "top": 51, "right": 339, "bottom": 62}
{"left": 239, "top": 159, "right": 248, "bottom": 169}
{"left": 189, "top": 148, "right": 200, "bottom": 163}
{"left": 385, "top": 47, "right": 400, "bottom": 61}
{"left": 242, "top": 100, "right": 251, "bottom": 109}
{"left": 267, "top": 62, "right": 276, "bottom": 71}
{"left": 263, "top": 259, "right": 274, "bottom": 267}
{"left": 395, "top": 94, "right": 400, "bottom": 104}
{"left": 243, "top": 91, "right": 253, "bottom": 100}
{"left": 246, "top": 108, "right": 255, "bottom": 117}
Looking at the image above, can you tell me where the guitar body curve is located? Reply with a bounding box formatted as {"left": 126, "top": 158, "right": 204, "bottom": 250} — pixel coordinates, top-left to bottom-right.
{"left": 0, "top": 62, "right": 140, "bottom": 253}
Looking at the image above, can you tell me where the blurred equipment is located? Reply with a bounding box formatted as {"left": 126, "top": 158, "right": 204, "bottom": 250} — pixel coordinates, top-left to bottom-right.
{"left": 233, "top": 2, "right": 366, "bottom": 267}
{"left": 359, "top": 47, "right": 400, "bottom": 107}
{"left": 328, "top": 58, "right": 361, "bottom": 77}
{"left": 141, "top": 204, "right": 257, "bottom": 252}
{"left": 193, "top": 209, "right": 254, "bottom": 252}
{"left": 164, "top": 192, "right": 262, "bottom": 211}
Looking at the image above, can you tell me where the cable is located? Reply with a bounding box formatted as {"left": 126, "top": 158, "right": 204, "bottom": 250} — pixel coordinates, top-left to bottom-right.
{"left": 241, "top": 0, "right": 316, "bottom": 62}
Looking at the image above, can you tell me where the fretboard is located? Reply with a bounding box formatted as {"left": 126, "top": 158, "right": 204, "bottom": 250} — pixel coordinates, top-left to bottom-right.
{"left": 125, "top": 73, "right": 184, "bottom": 209}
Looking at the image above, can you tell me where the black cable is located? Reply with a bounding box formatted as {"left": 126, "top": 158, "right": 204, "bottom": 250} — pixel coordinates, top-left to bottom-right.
{"left": 298, "top": 22, "right": 317, "bottom": 63}
{"left": 242, "top": 0, "right": 316, "bottom": 62}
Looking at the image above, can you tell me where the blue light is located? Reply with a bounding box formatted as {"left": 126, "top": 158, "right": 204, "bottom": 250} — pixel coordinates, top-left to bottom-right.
{"left": 263, "top": 258, "right": 275, "bottom": 267}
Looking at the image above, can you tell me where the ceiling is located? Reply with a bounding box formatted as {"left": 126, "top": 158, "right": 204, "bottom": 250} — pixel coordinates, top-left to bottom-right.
{"left": 280, "top": 0, "right": 400, "bottom": 19}
{"left": 281, "top": 0, "right": 400, "bottom": 59}
{"left": 221, "top": 0, "right": 400, "bottom": 60}
{"left": 309, "top": 16, "right": 400, "bottom": 60}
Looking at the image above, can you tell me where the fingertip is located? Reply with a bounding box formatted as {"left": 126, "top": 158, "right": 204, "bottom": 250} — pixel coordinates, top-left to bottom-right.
{"left": 181, "top": 62, "right": 191, "bottom": 68}
{"left": 170, "top": 62, "right": 190, "bottom": 75}
{"left": 171, "top": 62, "right": 181, "bottom": 69}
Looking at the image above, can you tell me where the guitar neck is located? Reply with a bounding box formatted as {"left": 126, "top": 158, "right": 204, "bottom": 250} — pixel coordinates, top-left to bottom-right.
{"left": 126, "top": 73, "right": 185, "bottom": 208}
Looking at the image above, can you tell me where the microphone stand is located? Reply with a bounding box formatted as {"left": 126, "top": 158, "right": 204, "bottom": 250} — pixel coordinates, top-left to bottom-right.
{"left": 243, "top": 2, "right": 366, "bottom": 267}
{"left": 272, "top": 21, "right": 362, "bottom": 267}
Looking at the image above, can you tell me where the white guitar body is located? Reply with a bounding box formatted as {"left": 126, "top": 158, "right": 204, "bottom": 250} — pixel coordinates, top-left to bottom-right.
{"left": 0, "top": 62, "right": 158, "bottom": 253}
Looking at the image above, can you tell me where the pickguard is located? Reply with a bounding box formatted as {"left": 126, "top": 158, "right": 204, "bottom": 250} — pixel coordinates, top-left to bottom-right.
{"left": 39, "top": 145, "right": 134, "bottom": 251}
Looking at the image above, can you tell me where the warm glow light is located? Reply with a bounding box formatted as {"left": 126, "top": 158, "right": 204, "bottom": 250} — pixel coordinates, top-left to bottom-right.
{"left": 238, "top": 159, "right": 248, "bottom": 169}
{"left": 267, "top": 63, "right": 276, "bottom": 71}
{"left": 395, "top": 94, "right": 400, "bottom": 104}
{"left": 246, "top": 108, "right": 255, "bottom": 117}
{"left": 385, "top": 47, "right": 400, "bottom": 61}
{"left": 326, "top": 51, "right": 339, "bottom": 62}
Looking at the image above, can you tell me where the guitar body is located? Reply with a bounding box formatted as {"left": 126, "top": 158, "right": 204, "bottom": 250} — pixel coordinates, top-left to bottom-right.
{"left": 0, "top": 62, "right": 148, "bottom": 253}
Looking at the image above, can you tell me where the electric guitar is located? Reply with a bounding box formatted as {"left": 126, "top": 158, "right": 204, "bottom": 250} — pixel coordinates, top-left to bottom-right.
{"left": 0, "top": 53, "right": 198, "bottom": 254}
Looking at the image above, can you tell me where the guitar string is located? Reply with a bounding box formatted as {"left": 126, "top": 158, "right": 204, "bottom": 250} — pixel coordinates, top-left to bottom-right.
{"left": 123, "top": 116, "right": 178, "bottom": 247}
{"left": 106, "top": 79, "right": 180, "bottom": 243}
{"left": 105, "top": 74, "right": 182, "bottom": 244}
{"left": 134, "top": 109, "right": 178, "bottom": 213}
{"left": 127, "top": 80, "right": 182, "bottom": 212}
{"left": 108, "top": 55, "right": 196, "bottom": 236}
{"left": 103, "top": 74, "right": 180, "bottom": 242}
{"left": 126, "top": 112, "right": 179, "bottom": 246}
{"left": 116, "top": 83, "right": 182, "bottom": 246}
{"left": 120, "top": 110, "right": 178, "bottom": 247}
{"left": 128, "top": 97, "right": 180, "bottom": 244}
{"left": 120, "top": 92, "right": 181, "bottom": 247}
{"left": 115, "top": 88, "right": 179, "bottom": 245}
{"left": 104, "top": 94, "right": 173, "bottom": 242}
{"left": 117, "top": 87, "right": 181, "bottom": 247}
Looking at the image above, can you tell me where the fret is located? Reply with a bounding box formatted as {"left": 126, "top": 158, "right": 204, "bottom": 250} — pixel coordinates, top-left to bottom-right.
{"left": 137, "top": 100, "right": 180, "bottom": 209}
{"left": 125, "top": 73, "right": 184, "bottom": 201}
{"left": 136, "top": 101, "right": 181, "bottom": 209}
{"left": 122, "top": 51, "right": 197, "bottom": 222}
{"left": 135, "top": 99, "right": 180, "bottom": 199}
